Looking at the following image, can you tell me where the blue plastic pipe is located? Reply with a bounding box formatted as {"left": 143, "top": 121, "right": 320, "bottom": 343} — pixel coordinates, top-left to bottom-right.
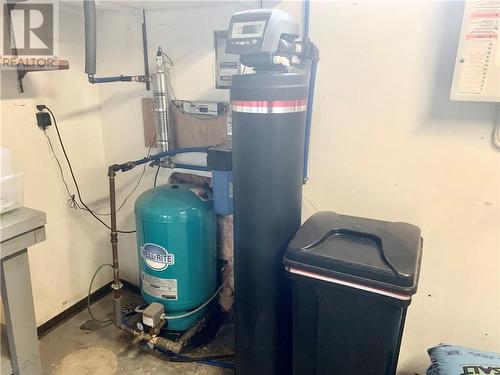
{"left": 113, "top": 147, "right": 209, "bottom": 172}
{"left": 157, "top": 348, "right": 235, "bottom": 370}
{"left": 302, "top": 0, "right": 317, "bottom": 184}
{"left": 88, "top": 75, "right": 135, "bottom": 83}
{"left": 304, "top": 0, "right": 310, "bottom": 38}
{"left": 303, "top": 59, "right": 317, "bottom": 184}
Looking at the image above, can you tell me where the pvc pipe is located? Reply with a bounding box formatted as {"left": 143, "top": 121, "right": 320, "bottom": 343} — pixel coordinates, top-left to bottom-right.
{"left": 303, "top": 59, "right": 317, "bottom": 184}
{"left": 302, "top": 0, "right": 318, "bottom": 184}
{"left": 303, "top": 0, "right": 310, "bottom": 38}
{"left": 83, "top": 0, "right": 96, "bottom": 75}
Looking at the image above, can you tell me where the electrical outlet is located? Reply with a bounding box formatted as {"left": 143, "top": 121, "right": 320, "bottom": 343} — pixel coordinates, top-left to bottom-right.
{"left": 181, "top": 101, "right": 224, "bottom": 116}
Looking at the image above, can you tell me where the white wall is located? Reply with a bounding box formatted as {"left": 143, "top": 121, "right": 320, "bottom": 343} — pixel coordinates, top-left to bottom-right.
{"left": 1, "top": 1, "right": 499, "bottom": 373}
{"left": 298, "top": 1, "right": 500, "bottom": 372}
{"left": 90, "top": 2, "right": 500, "bottom": 372}
{"left": 106, "top": 1, "right": 270, "bottom": 283}
{"left": 92, "top": 4, "right": 154, "bottom": 283}
{"left": 1, "top": 3, "right": 111, "bottom": 325}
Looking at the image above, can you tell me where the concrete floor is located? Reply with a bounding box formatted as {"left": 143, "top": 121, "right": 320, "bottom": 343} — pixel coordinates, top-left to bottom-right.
{"left": 5, "top": 291, "right": 234, "bottom": 375}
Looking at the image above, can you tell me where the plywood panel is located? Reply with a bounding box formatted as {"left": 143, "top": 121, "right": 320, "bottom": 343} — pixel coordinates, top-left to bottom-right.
{"left": 170, "top": 103, "right": 228, "bottom": 148}
{"left": 141, "top": 98, "right": 156, "bottom": 147}
{"left": 142, "top": 98, "right": 228, "bottom": 148}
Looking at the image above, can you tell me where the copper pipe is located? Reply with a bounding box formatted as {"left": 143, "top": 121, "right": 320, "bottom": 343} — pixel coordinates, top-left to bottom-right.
{"left": 117, "top": 317, "right": 206, "bottom": 354}
{"left": 108, "top": 167, "right": 122, "bottom": 326}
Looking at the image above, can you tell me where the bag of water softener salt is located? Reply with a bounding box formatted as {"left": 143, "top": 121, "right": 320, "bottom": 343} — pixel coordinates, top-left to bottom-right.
{"left": 427, "top": 344, "right": 500, "bottom": 375}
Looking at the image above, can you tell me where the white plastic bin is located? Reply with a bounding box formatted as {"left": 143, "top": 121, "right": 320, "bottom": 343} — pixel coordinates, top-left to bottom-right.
{"left": 0, "top": 172, "right": 24, "bottom": 214}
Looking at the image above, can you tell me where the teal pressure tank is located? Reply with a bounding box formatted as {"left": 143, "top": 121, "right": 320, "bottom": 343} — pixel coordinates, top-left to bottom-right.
{"left": 135, "top": 184, "right": 217, "bottom": 331}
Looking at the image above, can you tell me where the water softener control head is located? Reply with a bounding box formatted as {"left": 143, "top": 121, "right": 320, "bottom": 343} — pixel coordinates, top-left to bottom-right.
{"left": 226, "top": 9, "right": 299, "bottom": 55}
{"left": 226, "top": 9, "right": 318, "bottom": 70}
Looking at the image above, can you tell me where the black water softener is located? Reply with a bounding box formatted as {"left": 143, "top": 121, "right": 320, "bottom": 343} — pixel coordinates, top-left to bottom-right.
{"left": 226, "top": 9, "right": 318, "bottom": 375}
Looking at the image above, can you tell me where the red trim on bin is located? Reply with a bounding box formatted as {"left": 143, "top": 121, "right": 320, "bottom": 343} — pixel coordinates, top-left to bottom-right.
{"left": 288, "top": 267, "right": 412, "bottom": 301}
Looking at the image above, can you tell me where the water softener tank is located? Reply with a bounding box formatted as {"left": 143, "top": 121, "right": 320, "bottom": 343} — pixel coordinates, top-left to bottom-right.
{"left": 232, "top": 71, "right": 309, "bottom": 374}
{"left": 135, "top": 184, "right": 217, "bottom": 331}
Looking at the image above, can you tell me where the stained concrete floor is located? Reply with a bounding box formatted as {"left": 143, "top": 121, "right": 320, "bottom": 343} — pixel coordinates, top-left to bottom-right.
{"left": 37, "top": 291, "right": 234, "bottom": 375}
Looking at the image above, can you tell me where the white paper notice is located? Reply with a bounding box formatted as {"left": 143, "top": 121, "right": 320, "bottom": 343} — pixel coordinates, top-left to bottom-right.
{"left": 451, "top": 1, "right": 500, "bottom": 102}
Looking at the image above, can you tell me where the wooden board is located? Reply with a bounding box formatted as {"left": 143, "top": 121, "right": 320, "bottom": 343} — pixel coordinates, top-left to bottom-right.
{"left": 141, "top": 98, "right": 228, "bottom": 148}
{"left": 141, "top": 98, "right": 156, "bottom": 147}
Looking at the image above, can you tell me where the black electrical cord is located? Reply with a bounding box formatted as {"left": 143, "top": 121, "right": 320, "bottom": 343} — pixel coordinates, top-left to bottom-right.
{"left": 137, "top": 344, "right": 235, "bottom": 369}
{"left": 153, "top": 163, "right": 161, "bottom": 187}
{"left": 169, "top": 353, "right": 235, "bottom": 362}
{"left": 43, "top": 129, "right": 80, "bottom": 209}
{"left": 86, "top": 263, "right": 113, "bottom": 324}
{"left": 162, "top": 350, "right": 235, "bottom": 369}
{"left": 42, "top": 106, "right": 136, "bottom": 234}
{"left": 114, "top": 134, "right": 156, "bottom": 212}
{"left": 45, "top": 128, "right": 156, "bottom": 218}
{"left": 161, "top": 59, "right": 225, "bottom": 118}
{"left": 161, "top": 50, "right": 174, "bottom": 67}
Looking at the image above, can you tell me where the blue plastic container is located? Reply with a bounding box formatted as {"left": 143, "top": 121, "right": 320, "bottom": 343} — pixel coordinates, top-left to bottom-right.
{"left": 135, "top": 184, "right": 217, "bottom": 331}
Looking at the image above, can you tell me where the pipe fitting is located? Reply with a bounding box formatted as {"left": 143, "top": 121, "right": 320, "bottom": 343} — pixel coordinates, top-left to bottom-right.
{"left": 108, "top": 165, "right": 119, "bottom": 176}
{"left": 110, "top": 281, "right": 123, "bottom": 291}
{"left": 112, "top": 295, "right": 122, "bottom": 327}
{"left": 117, "top": 316, "right": 207, "bottom": 354}
{"left": 151, "top": 336, "right": 182, "bottom": 354}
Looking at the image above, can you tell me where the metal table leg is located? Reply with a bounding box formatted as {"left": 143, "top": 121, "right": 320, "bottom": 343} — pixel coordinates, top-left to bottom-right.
{"left": 1, "top": 250, "right": 42, "bottom": 375}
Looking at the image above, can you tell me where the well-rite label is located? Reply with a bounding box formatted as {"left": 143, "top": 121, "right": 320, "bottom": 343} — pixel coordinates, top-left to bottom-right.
{"left": 141, "top": 243, "right": 175, "bottom": 271}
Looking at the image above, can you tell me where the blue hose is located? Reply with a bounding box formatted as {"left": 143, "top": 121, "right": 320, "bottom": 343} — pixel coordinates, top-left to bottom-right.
{"left": 88, "top": 74, "right": 150, "bottom": 84}
{"left": 157, "top": 348, "right": 235, "bottom": 370}
{"left": 302, "top": 59, "right": 317, "bottom": 184}
{"left": 89, "top": 75, "right": 134, "bottom": 83}
{"left": 304, "top": 0, "right": 310, "bottom": 38}
{"left": 114, "top": 147, "right": 209, "bottom": 172}
{"left": 302, "top": 0, "right": 318, "bottom": 184}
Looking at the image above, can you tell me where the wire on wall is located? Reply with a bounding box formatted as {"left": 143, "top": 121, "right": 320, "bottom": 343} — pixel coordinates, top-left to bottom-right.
{"left": 160, "top": 51, "right": 226, "bottom": 118}
{"left": 42, "top": 106, "right": 137, "bottom": 233}
{"left": 86, "top": 263, "right": 113, "bottom": 324}
{"left": 43, "top": 129, "right": 79, "bottom": 209}
{"left": 153, "top": 164, "right": 161, "bottom": 187}
{"left": 114, "top": 134, "right": 156, "bottom": 212}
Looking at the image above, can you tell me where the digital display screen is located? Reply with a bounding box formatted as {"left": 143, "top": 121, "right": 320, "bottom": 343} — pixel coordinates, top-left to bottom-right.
{"left": 242, "top": 24, "right": 260, "bottom": 34}
{"left": 231, "top": 21, "right": 266, "bottom": 39}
